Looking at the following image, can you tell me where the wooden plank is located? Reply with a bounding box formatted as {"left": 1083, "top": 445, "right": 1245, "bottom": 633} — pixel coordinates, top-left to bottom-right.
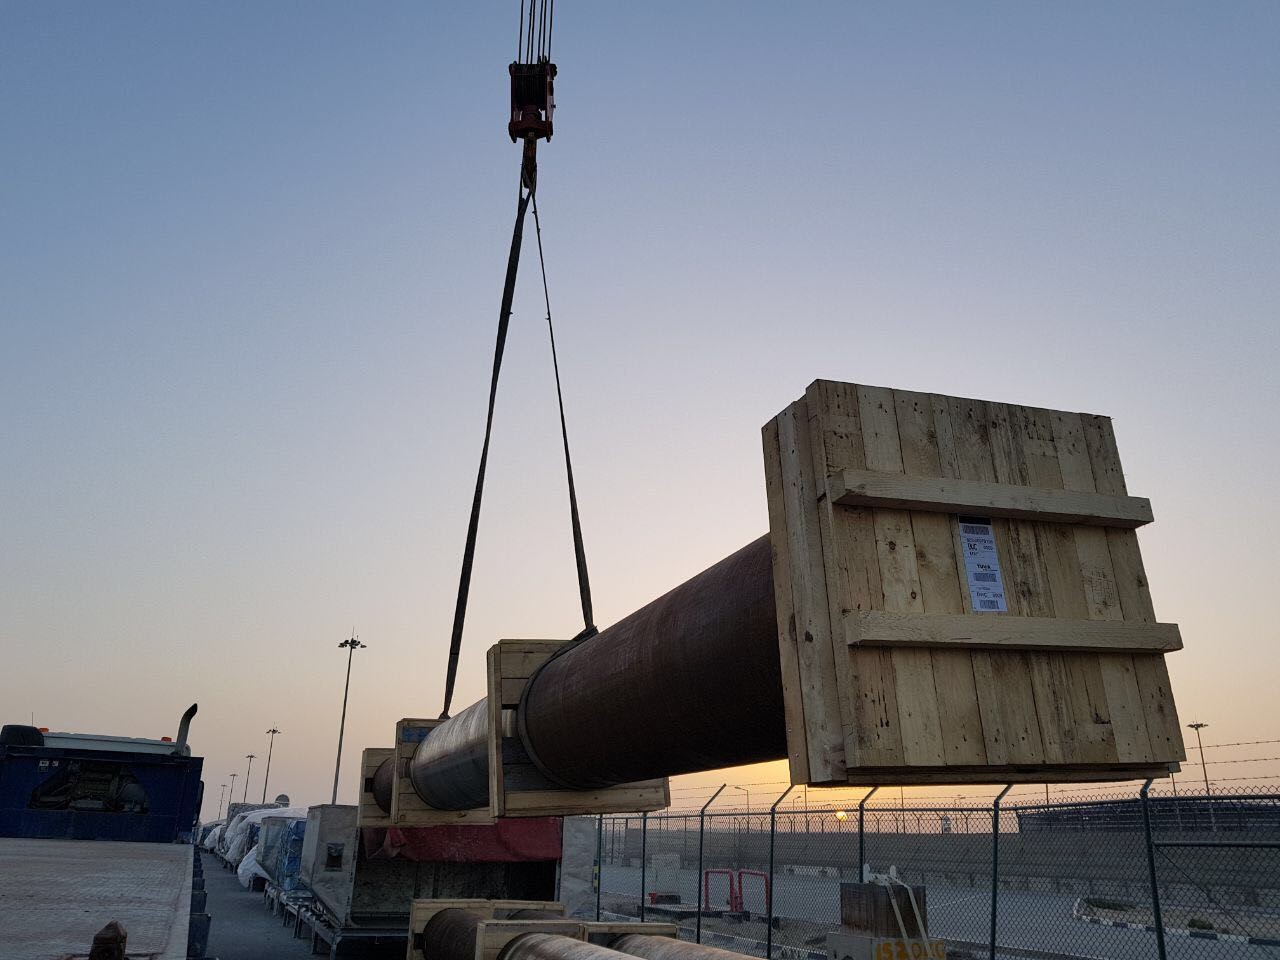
{"left": 900, "top": 393, "right": 988, "bottom": 767}
{"left": 1054, "top": 410, "right": 1154, "bottom": 764}
{"left": 358, "top": 747, "right": 394, "bottom": 828}
{"left": 1015, "top": 404, "right": 1117, "bottom": 766}
{"left": 846, "top": 611, "right": 1182, "bottom": 653}
{"left": 1081, "top": 413, "right": 1185, "bottom": 762}
{"left": 830, "top": 470, "right": 1153, "bottom": 527}
{"left": 805, "top": 383, "right": 895, "bottom": 772}
{"left": 945, "top": 396, "right": 1046, "bottom": 767}
{"left": 858, "top": 385, "right": 944, "bottom": 769}
{"left": 775, "top": 399, "right": 846, "bottom": 780}
{"left": 487, "top": 645, "right": 507, "bottom": 817}
{"left": 501, "top": 782, "right": 670, "bottom": 817}
{"left": 763, "top": 418, "right": 812, "bottom": 783}
{"left": 830, "top": 763, "right": 1176, "bottom": 786}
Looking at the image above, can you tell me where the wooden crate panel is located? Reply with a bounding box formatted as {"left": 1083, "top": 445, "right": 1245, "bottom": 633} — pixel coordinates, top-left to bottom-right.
{"left": 406, "top": 900, "right": 564, "bottom": 960}
{"left": 764, "top": 380, "right": 1186, "bottom": 787}
{"left": 358, "top": 747, "right": 394, "bottom": 828}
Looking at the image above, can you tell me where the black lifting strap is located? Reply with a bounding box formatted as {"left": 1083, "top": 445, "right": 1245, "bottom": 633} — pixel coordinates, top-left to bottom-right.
{"left": 438, "top": 183, "right": 596, "bottom": 720}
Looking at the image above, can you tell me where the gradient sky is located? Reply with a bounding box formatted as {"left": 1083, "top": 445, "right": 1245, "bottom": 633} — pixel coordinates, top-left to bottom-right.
{"left": 2, "top": 3, "right": 1277, "bottom": 819}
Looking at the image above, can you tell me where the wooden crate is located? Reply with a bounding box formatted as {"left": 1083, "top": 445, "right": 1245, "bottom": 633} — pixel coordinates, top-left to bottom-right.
{"left": 357, "top": 746, "right": 394, "bottom": 828}
{"left": 406, "top": 899, "right": 565, "bottom": 960}
{"left": 390, "top": 718, "right": 495, "bottom": 826}
{"left": 762, "top": 380, "right": 1186, "bottom": 786}
{"left": 486, "top": 640, "right": 671, "bottom": 817}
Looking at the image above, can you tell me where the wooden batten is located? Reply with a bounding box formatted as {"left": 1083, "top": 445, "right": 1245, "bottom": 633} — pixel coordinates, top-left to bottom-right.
{"left": 762, "top": 381, "right": 1186, "bottom": 787}
{"left": 487, "top": 639, "right": 671, "bottom": 818}
{"left": 357, "top": 747, "right": 394, "bottom": 828}
{"left": 391, "top": 718, "right": 494, "bottom": 826}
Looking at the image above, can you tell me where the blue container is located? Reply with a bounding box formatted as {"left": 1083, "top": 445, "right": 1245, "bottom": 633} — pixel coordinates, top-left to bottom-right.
{"left": 0, "top": 743, "right": 204, "bottom": 843}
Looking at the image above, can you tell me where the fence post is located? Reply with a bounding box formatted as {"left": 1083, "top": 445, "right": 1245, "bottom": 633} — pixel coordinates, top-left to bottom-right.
{"left": 767, "top": 786, "right": 795, "bottom": 960}
{"left": 1140, "top": 779, "right": 1168, "bottom": 960}
{"left": 989, "top": 784, "right": 1011, "bottom": 960}
{"left": 697, "top": 785, "right": 727, "bottom": 944}
{"left": 639, "top": 811, "right": 649, "bottom": 922}
{"left": 858, "top": 786, "right": 879, "bottom": 883}
{"left": 596, "top": 815, "right": 604, "bottom": 921}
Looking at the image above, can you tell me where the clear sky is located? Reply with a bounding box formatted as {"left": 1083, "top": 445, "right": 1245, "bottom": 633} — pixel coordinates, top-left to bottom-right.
{"left": 2, "top": 3, "right": 1277, "bottom": 818}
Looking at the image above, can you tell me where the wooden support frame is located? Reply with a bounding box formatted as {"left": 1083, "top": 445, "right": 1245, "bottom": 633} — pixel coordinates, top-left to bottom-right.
{"left": 390, "top": 718, "right": 494, "bottom": 826}
{"left": 407, "top": 899, "right": 565, "bottom": 960}
{"left": 763, "top": 381, "right": 1186, "bottom": 788}
{"left": 487, "top": 639, "right": 671, "bottom": 818}
{"left": 357, "top": 747, "right": 394, "bottom": 828}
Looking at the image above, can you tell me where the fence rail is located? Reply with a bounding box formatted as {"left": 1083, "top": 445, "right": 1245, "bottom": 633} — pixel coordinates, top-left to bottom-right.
{"left": 590, "top": 787, "right": 1280, "bottom": 960}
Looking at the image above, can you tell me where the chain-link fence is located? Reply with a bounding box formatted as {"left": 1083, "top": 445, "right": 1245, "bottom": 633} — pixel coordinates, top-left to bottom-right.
{"left": 592, "top": 787, "right": 1280, "bottom": 960}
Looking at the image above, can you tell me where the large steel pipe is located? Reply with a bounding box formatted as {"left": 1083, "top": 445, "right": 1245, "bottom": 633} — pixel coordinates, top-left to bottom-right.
{"left": 519, "top": 535, "right": 786, "bottom": 788}
{"left": 609, "top": 935, "right": 754, "bottom": 960}
{"left": 377, "top": 535, "right": 786, "bottom": 813}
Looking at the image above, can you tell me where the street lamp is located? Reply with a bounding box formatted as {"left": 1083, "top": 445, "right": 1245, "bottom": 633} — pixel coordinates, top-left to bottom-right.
{"left": 243, "top": 754, "right": 256, "bottom": 803}
{"left": 216, "top": 783, "right": 228, "bottom": 820}
{"left": 262, "top": 728, "right": 281, "bottom": 803}
{"left": 332, "top": 634, "right": 368, "bottom": 804}
{"left": 1186, "top": 722, "right": 1211, "bottom": 797}
{"left": 731, "top": 785, "right": 750, "bottom": 815}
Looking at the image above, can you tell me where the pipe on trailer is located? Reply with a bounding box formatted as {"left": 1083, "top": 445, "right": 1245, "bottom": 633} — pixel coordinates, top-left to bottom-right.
{"left": 609, "top": 935, "right": 754, "bottom": 960}
{"left": 374, "top": 536, "right": 786, "bottom": 814}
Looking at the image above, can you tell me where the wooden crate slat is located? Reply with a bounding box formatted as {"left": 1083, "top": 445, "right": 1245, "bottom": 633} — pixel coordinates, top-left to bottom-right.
{"left": 358, "top": 747, "right": 394, "bottom": 828}
{"left": 830, "top": 470, "right": 1154, "bottom": 528}
{"left": 895, "top": 389, "right": 985, "bottom": 767}
{"left": 845, "top": 611, "right": 1181, "bottom": 653}
{"left": 391, "top": 718, "right": 494, "bottom": 826}
{"left": 762, "top": 418, "right": 813, "bottom": 783}
{"left": 803, "top": 381, "right": 895, "bottom": 772}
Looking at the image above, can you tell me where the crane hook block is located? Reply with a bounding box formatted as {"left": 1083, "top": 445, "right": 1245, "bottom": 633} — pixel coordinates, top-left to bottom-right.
{"left": 509, "top": 60, "right": 557, "bottom": 143}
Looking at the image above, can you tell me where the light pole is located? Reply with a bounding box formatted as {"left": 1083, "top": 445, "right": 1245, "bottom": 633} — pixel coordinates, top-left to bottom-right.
{"left": 332, "top": 635, "right": 367, "bottom": 803}
{"left": 229, "top": 772, "right": 238, "bottom": 810}
{"left": 1187, "top": 722, "right": 1211, "bottom": 796}
{"left": 243, "top": 754, "right": 256, "bottom": 802}
{"left": 731, "top": 785, "right": 750, "bottom": 815}
{"left": 1187, "top": 721, "right": 1215, "bottom": 832}
{"left": 216, "top": 783, "right": 228, "bottom": 820}
{"left": 262, "top": 728, "right": 281, "bottom": 803}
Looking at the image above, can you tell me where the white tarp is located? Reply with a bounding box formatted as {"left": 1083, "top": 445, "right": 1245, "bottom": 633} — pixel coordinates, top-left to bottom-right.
{"left": 237, "top": 844, "right": 269, "bottom": 889}
{"left": 222, "top": 805, "right": 309, "bottom": 865}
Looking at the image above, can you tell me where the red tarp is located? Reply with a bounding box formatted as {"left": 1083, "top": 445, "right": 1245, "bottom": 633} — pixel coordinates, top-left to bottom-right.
{"left": 362, "top": 817, "right": 563, "bottom": 862}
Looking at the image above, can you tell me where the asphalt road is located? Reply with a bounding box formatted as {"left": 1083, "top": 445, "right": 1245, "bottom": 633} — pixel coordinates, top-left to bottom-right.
{"left": 601, "top": 864, "right": 1271, "bottom": 960}
{"left": 203, "top": 861, "right": 312, "bottom": 960}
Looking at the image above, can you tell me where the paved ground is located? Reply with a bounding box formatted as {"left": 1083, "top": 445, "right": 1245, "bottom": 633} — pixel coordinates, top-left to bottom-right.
{"left": 602, "top": 864, "right": 1268, "bottom": 960}
{"left": 0, "top": 837, "right": 191, "bottom": 960}
{"left": 204, "top": 862, "right": 313, "bottom": 960}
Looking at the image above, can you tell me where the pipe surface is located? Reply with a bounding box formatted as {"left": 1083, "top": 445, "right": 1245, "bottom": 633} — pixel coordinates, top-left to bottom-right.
{"left": 371, "top": 756, "right": 396, "bottom": 813}
{"left": 423, "top": 908, "right": 484, "bottom": 960}
{"left": 401, "top": 535, "right": 786, "bottom": 810}
{"left": 520, "top": 535, "right": 785, "bottom": 788}
{"left": 409, "top": 699, "right": 492, "bottom": 809}
{"left": 610, "top": 935, "right": 753, "bottom": 960}
{"left": 500, "top": 934, "right": 633, "bottom": 960}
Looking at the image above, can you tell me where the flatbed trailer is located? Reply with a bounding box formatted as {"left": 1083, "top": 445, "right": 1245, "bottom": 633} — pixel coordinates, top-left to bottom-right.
{"left": 0, "top": 837, "right": 205, "bottom": 960}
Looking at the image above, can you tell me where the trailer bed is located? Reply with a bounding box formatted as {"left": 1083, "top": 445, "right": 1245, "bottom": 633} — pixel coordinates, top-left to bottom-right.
{"left": 0, "top": 838, "right": 192, "bottom": 960}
